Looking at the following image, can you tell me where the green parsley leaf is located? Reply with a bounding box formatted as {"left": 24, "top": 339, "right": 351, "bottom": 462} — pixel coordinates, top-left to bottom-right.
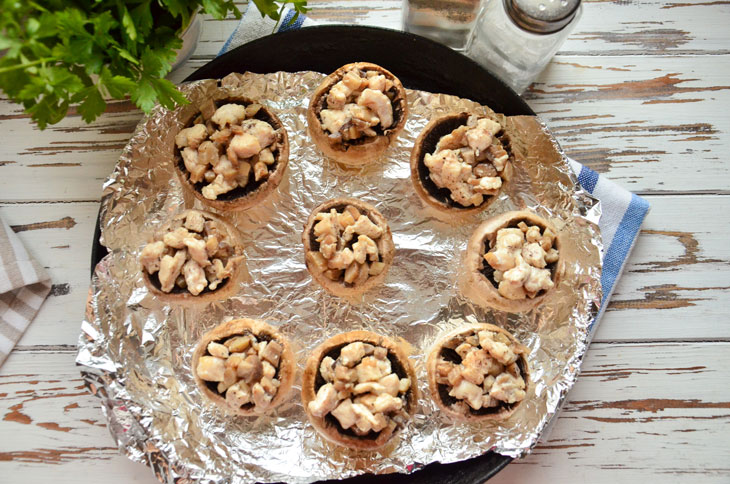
{"left": 77, "top": 86, "right": 107, "bottom": 123}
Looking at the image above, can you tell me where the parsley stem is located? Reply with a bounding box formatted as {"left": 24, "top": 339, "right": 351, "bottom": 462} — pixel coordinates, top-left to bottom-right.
{"left": 0, "top": 58, "right": 53, "bottom": 74}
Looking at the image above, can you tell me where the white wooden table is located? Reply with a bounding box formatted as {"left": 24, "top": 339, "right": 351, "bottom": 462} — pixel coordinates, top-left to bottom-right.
{"left": 1, "top": 1, "right": 729, "bottom": 482}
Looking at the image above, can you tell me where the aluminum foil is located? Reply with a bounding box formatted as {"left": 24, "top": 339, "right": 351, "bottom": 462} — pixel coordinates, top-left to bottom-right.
{"left": 77, "top": 71, "right": 602, "bottom": 483}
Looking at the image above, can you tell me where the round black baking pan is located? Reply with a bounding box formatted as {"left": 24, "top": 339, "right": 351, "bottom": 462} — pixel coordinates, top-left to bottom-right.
{"left": 90, "top": 25, "right": 535, "bottom": 483}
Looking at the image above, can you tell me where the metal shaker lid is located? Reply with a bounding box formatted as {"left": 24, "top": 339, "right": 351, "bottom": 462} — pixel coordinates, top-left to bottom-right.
{"left": 505, "top": 0, "right": 581, "bottom": 34}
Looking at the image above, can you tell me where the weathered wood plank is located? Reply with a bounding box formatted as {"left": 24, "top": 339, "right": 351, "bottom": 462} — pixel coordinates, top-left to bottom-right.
{"left": 0, "top": 203, "right": 96, "bottom": 347}
{"left": 597, "top": 194, "right": 730, "bottom": 341}
{"left": 1, "top": 343, "right": 727, "bottom": 482}
{"left": 189, "top": 0, "right": 730, "bottom": 58}
{"left": 527, "top": 55, "right": 730, "bottom": 194}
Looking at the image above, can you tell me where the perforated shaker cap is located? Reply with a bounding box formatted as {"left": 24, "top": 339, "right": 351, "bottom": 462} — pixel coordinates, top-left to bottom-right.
{"left": 505, "top": 0, "right": 581, "bottom": 34}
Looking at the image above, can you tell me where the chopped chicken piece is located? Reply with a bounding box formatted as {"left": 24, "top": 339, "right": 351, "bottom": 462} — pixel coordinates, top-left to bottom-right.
{"left": 260, "top": 340, "right": 283, "bottom": 366}
{"left": 319, "top": 234, "right": 337, "bottom": 259}
{"left": 211, "top": 104, "right": 247, "bottom": 127}
{"left": 212, "top": 155, "right": 237, "bottom": 180}
{"left": 356, "top": 356, "right": 391, "bottom": 382}
{"left": 253, "top": 161, "right": 268, "bottom": 182}
{"left": 204, "top": 258, "right": 227, "bottom": 290}
{"left": 352, "top": 234, "right": 379, "bottom": 264}
{"left": 229, "top": 133, "right": 261, "bottom": 159}
{"left": 308, "top": 383, "right": 338, "bottom": 417}
{"left": 335, "top": 364, "right": 357, "bottom": 384}
{"left": 343, "top": 261, "right": 360, "bottom": 284}
{"left": 545, "top": 248, "right": 559, "bottom": 264}
{"left": 498, "top": 280, "right": 527, "bottom": 300}
{"left": 307, "top": 251, "right": 329, "bottom": 273}
{"left": 197, "top": 356, "right": 226, "bottom": 382}
{"left": 251, "top": 382, "right": 273, "bottom": 408}
{"left": 399, "top": 378, "right": 411, "bottom": 393}
{"left": 184, "top": 237, "right": 210, "bottom": 267}
{"left": 455, "top": 342, "right": 473, "bottom": 359}
{"left": 495, "top": 228, "right": 525, "bottom": 249}
{"left": 469, "top": 176, "right": 502, "bottom": 194}
{"left": 490, "top": 373, "right": 526, "bottom": 404}
{"left": 237, "top": 354, "right": 263, "bottom": 382}
{"left": 320, "top": 356, "right": 336, "bottom": 383}
{"left": 339, "top": 342, "right": 367, "bottom": 367}
{"left": 158, "top": 250, "right": 186, "bottom": 292}
{"left": 366, "top": 74, "right": 386, "bottom": 91}
{"left": 260, "top": 377, "right": 280, "bottom": 395}
{"left": 436, "top": 125, "right": 469, "bottom": 152}
{"left": 486, "top": 144, "right": 509, "bottom": 171}
{"left": 262, "top": 361, "right": 276, "bottom": 380}
{"left": 478, "top": 332, "right": 519, "bottom": 365}
{"left": 343, "top": 215, "right": 383, "bottom": 242}
{"left": 197, "top": 141, "right": 219, "bottom": 169}
{"left": 182, "top": 259, "right": 207, "bottom": 295}
{"left": 225, "top": 381, "right": 251, "bottom": 407}
{"left": 225, "top": 335, "right": 251, "bottom": 353}
{"left": 378, "top": 373, "right": 400, "bottom": 396}
{"left": 327, "top": 248, "right": 355, "bottom": 270}
{"left": 207, "top": 342, "right": 229, "bottom": 359}
{"left": 210, "top": 128, "right": 232, "bottom": 144}
{"left": 217, "top": 367, "right": 237, "bottom": 393}
{"left": 182, "top": 147, "right": 207, "bottom": 184}
{"left": 352, "top": 402, "right": 387, "bottom": 433}
{"left": 369, "top": 261, "right": 385, "bottom": 276}
{"left": 331, "top": 398, "right": 357, "bottom": 429}
{"left": 466, "top": 125, "right": 493, "bottom": 153}
{"left": 236, "top": 159, "right": 251, "bottom": 187}
{"left": 175, "top": 124, "right": 207, "bottom": 149}
{"left": 372, "top": 393, "right": 403, "bottom": 414}
{"left": 326, "top": 80, "right": 352, "bottom": 110}
{"left": 258, "top": 148, "right": 275, "bottom": 165}
{"left": 184, "top": 211, "right": 205, "bottom": 233}
{"left": 449, "top": 379, "right": 484, "bottom": 410}
{"left": 245, "top": 103, "right": 262, "bottom": 118}
{"left": 525, "top": 225, "right": 542, "bottom": 243}
{"left": 522, "top": 242, "right": 547, "bottom": 269}
{"left": 163, "top": 227, "right": 191, "bottom": 249}
{"left": 320, "top": 108, "right": 349, "bottom": 134}
{"left": 524, "top": 267, "right": 554, "bottom": 295}
{"left": 338, "top": 210, "right": 356, "bottom": 228}
{"left": 241, "top": 119, "right": 276, "bottom": 148}
{"left": 313, "top": 210, "right": 339, "bottom": 241}
{"left": 323, "top": 269, "right": 342, "bottom": 280}
{"left": 140, "top": 241, "right": 166, "bottom": 273}
{"left": 484, "top": 248, "right": 517, "bottom": 272}
{"left": 357, "top": 88, "right": 393, "bottom": 128}
{"left": 353, "top": 381, "right": 385, "bottom": 395}
{"left": 473, "top": 163, "right": 497, "bottom": 178}
{"left": 474, "top": 117, "right": 502, "bottom": 135}
{"left": 202, "top": 174, "right": 237, "bottom": 200}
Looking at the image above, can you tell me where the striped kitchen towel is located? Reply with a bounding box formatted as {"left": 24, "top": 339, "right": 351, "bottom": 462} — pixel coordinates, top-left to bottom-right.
{"left": 0, "top": 213, "right": 52, "bottom": 366}
{"left": 218, "top": 7, "right": 651, "bottom": 333}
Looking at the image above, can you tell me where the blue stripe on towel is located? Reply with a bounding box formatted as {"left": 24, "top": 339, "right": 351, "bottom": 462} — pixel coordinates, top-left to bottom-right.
{"left": 578, "top": 165, "right": 600, "bottom": 194}
{"left": 278, "top": 10, "right": 305, "bottom": 32}
{"left": 599, "top": 193, "right": 650, "bottom": 307}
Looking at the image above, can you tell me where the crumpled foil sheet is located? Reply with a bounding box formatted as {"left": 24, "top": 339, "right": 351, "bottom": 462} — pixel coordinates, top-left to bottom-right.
{"left": 77, "top": 71, "right": 602, "bottom": 483}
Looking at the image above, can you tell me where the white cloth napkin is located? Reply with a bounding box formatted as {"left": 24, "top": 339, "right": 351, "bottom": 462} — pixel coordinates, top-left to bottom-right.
{"left": 0, "top": 213, "right": 51, "bottom": 366}
{"left": 219, "top": 6, "right": 650, "bottom": 333}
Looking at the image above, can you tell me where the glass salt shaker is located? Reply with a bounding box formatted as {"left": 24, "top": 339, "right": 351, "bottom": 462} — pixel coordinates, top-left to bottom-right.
{"left": 466, "top": 0, "right": 582, "bottom": 94}
{"left": 403, "top": 0, "right": 484, "bottom": 51}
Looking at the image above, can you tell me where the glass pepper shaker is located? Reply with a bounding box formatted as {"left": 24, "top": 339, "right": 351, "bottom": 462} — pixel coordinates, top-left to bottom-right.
{"left": 466, "top": 0, "right": 582, "bottom": 94}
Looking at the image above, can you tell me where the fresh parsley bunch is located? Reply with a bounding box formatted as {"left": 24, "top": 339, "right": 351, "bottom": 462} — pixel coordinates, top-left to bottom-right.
{"left": 0, "top": 0, "right": 308, "bottom": 129}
